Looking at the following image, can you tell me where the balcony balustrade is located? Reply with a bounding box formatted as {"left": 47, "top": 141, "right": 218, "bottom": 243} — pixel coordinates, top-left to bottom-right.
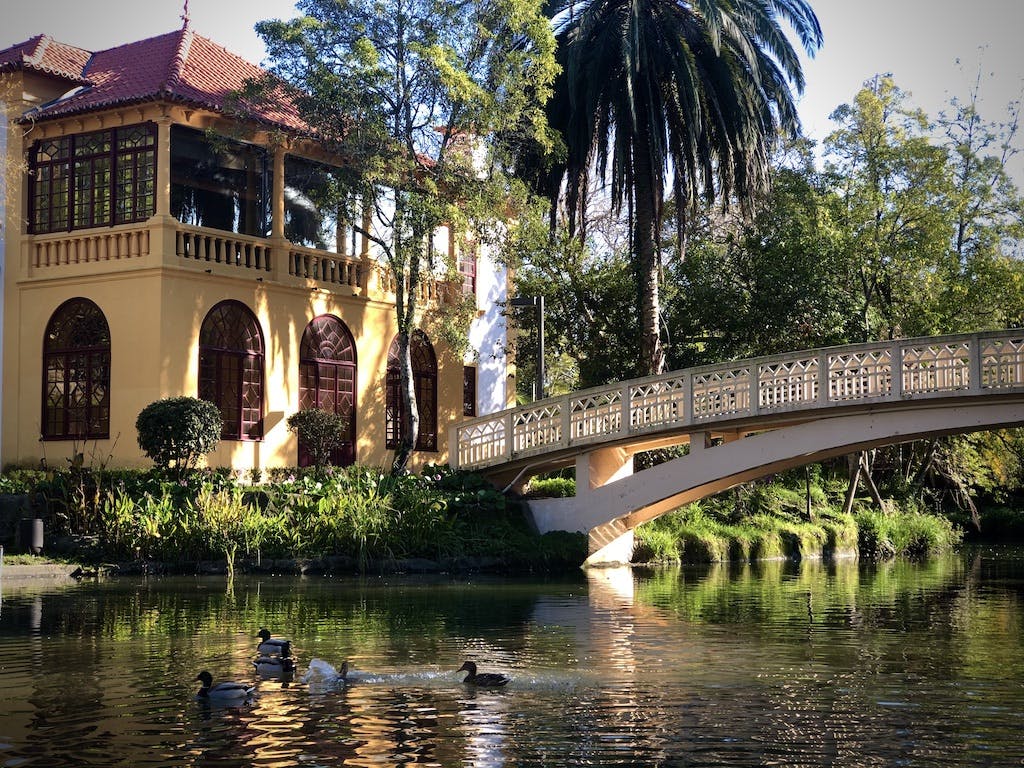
{"left": 22, "top": 218, "right": 456, "bottom": 304}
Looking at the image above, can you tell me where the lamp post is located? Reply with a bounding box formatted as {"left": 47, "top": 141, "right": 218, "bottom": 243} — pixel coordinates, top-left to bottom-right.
{"left": 509, "top": 295, "right": 545, "bottom": 401}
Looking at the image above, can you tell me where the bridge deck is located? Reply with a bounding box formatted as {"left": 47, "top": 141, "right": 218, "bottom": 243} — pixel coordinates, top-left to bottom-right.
{"left": 451, "top": 330, "right": 1024, "bottom": 477}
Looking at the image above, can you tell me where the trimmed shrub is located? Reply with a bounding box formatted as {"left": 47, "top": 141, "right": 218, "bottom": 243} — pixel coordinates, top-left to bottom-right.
{"left": 287, "top": 408, "right": 348, "bottom": 468}
{"left": 136, "top": 397, "right": 222, "bottom": 471}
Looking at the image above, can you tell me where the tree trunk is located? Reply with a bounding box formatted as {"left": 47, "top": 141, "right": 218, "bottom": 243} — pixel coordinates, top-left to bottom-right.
{"left": 632, "top": 144, "right": 664, "bottom": 376}
{"left": 392, "top": 327, "right": 420, "bottom": 473}
{"left": 390, "top": 196, "right": 422, "bottom": 475}
{"left": 860, "top": 451, "right": 887, "bottom": 512}
{"left": 841, "top": 452, "right": 862, "bottom": 516}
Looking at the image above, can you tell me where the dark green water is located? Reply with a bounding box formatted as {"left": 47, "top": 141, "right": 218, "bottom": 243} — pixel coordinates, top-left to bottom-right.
{"left": 1, "top": 548, "right": 1023, "bottom": 766}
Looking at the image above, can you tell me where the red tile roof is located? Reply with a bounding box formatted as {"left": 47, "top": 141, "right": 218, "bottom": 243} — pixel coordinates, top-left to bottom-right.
{"left": 0, "top": 35, "right": 92, "bottom": 84}
{"left": 6, "top": 28, "right": 306, "bottom": 132}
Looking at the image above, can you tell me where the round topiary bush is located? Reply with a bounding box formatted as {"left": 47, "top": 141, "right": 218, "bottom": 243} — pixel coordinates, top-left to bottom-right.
{"left": 287, "top": 408, "right": 348, "bottom": 467}
{"left": 136, "top": 397, "right": 223, "bottom": 471}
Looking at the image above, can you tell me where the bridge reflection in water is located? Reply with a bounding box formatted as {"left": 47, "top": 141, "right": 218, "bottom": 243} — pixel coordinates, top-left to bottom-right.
{"left": 451, "top": 330, "right": 1024, "bottom": 564}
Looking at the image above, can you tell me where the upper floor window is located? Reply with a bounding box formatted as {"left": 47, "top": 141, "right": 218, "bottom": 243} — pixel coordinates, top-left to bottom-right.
{"left": 29, "top": 123, "right": 156, "bottom": 234}
{"left": 171, "top": 126, "right": 269, "bottom": 237}
{"left": 463, "top": 366, "right": 477, "bottom": 417}
{"left": 42, "top": 298, "right": 111, "bottom": 440}
{"left": 199, "top": 301, "right": 264, "bottom": 441}
{"left": 386, "top": 330, "right": 438, "bottom": 451}
{"left": 285, "top": 156, "right": 361, "bottom": 255}
{"left": 458, "top": 242, "right": 477, "bottom": 296}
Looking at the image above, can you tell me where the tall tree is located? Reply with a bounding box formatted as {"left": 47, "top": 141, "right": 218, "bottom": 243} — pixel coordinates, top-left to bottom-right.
{"left": 256, "top": 0, "right": 556, "bottom": 470}
{"left": 669, "top": 141, "right": 857, "bottom": 363}
{"left": 538, "top": 0, "right": 822, "bottom": 375}
{"left": 824, "top": 76, "right": 956, "bottom": 341}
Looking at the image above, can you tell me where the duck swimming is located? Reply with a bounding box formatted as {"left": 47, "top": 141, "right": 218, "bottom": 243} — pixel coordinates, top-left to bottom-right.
{"left": 195, "top": 670, "right": 256, "bottom": 701}
{"left": 253, "top": 655, "right": 296, "bottom": 676}
{"left": 457, "top": 661, "right": 510, "bottom": 687}
{"left": 256, "top": 628, "right": 292, "bottom": 657}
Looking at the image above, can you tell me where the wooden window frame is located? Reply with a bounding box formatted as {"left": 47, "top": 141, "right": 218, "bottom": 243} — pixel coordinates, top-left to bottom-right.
{"left": 386, "top": 330, "right": 438, "bottom": 452}
{"left": 41, "top": 298, "right": 111, "bottom": 440}
{"left": 198, "top": 300, "right": 265, "bottom": 441}
{"left": 463, "top": 365, "right": 477, "bottom": 417}
{"left": 29, "top": 123, "right": 156, "bottom": 235}
{"left": 298, "top": 315, "right": 358, "bottom": 467}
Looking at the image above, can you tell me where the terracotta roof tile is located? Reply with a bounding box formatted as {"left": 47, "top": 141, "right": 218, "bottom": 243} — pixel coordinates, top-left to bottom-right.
{"left": 0, "top": 35, "right": 92, "bottom": 83}
{"left": 14, "top": 28, "right": 307, "bottom": 132}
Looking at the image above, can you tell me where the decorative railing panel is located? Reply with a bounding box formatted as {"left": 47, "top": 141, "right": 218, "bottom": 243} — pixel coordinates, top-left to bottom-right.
{"left": 452, "top": 330, "right": 1024, "bottom": 471}
{"left": 901, "top": 342, "right": 971, "bottom": 394}
{"left": 828, "top": 350, "right": 892, "bottom": 401}
{"left": 176, "top": 225, "right": 271, "bottom": 273}
{"left": 982, "top": 337, "right": 1024, "bottom": 389}
{"left": 759, "top": 357, "right": 818, "bottom": 409}
{"left": 631, "top": 377, "right": 687, "bottom": 430}
{"left": 512, "top": 403, "right": 563, "bottom": 454}
{"left": 455, "top": 418, "right": 508, "bottom": 466}
{"left": 571, "top": 387, "right": 624, "bottom": 441}
{"left": 692, "top": 368, "right": 751, "bottom": 420}
{"left": 31, "top": 225, "right": 150, "bottom": 269}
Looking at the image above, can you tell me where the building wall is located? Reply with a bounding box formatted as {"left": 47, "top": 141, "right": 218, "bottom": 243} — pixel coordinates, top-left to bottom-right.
{"left": 4, "top": 260, "right": 461, "bottom": 471}
{"left": 467, "top": 240, "right": 512, "bottom": 414}
{"left": 0, "top": 99, "right": 8, "bottom": 460}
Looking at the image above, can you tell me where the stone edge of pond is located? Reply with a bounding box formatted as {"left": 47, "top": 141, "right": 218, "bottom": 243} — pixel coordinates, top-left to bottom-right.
{"left": 2, "top": 554, "right": 563, "bottom": 580}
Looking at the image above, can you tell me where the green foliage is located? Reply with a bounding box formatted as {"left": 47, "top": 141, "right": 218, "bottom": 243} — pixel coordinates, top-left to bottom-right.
{"left": 525, "top": 476, "right": 576, "bottom": 498}
{"left": 256, "top": 0, "right": 558, "bottom": 470}
{"left": 635, "top": 472, "right": 962, "bottom": 565}
{"left": 19, "top": 464, "right": 580, "bottom": 572}
{"left": 855, "top": 509, "right": 963, "bottom": 559}
{"left": 0, "top": 469, "right": 47, "bottom": 495}
{"left": 286, "top": 408, "right": 348, "bottom": 468}
{"left": 669, "top": 145, "right": 858, "bottom": 363}
{"left": 135, "top": 397, "right": 222, "bottom": 471}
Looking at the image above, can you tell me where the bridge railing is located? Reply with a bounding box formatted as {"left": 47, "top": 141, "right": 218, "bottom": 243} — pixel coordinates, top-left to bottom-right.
{"left": 451, "top": 329, "right": 1024, "bottom": 470}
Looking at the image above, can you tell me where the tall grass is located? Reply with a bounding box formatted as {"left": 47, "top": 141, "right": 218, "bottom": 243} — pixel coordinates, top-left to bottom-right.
{"left": 635, "top": 478, "right": 961, "bottom": 565}
{"left": 45, "top": 463, "right": 585, "bottom": 571}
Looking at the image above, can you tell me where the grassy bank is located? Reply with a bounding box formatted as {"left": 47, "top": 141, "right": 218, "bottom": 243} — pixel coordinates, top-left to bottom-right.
{"left": 0, "top": 465, "right": 586, "bottom": 574}
{"left": 633, "top": 504, "right": 961, "bottom": 564}
{"left": 629, "top": 470, "right": 964, "bottom": 563}
{"left": 523, "top": 470, "right": 967, "bottom": 564}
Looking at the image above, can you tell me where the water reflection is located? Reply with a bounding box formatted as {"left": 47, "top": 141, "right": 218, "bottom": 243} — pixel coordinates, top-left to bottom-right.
{"left": 0, "top": 551, "right": 1023, "bottom": 766}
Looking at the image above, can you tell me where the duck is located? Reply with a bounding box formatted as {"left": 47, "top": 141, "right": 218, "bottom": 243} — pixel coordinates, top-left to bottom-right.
{"left": 195, "top": 670, "right": 256, "bottom": 701}
{"left": 457, "top": 660, "right": 510, "bottom": 687}
{"left": 303, "top": 658, "right": 349, "bottom": 686}
{"left": 256, "top": 628, "right": 292, "bottom": 657}
{"left": 253, "top": 654, "right": 296, "bottom": 676}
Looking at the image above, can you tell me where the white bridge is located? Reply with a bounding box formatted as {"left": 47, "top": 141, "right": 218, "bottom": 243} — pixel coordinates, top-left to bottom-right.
{"left": 450, "top": 330, "right": 1024, "bottom": 565}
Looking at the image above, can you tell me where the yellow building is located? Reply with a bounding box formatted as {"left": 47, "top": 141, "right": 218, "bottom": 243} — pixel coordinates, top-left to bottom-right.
{"left": 0, "top": 26, "right": 512, "bottom": 472}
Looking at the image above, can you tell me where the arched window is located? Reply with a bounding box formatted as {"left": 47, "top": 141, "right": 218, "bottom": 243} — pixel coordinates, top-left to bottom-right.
{"left": 299, "top": 315, "right": 357, "bottom": 466}
{"left": 386, "top": 330, "right": 437, "bottom": 451}
{"left": 42, "top": 298, "right": 111, "bottom": 440}
{"left": 199, "top": 301, "right": 264, "bottom": 440}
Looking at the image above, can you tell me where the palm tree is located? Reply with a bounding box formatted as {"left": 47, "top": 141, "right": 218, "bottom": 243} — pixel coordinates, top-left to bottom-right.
{"left": 545, "top": 0, "right": 822, "bottom": 374}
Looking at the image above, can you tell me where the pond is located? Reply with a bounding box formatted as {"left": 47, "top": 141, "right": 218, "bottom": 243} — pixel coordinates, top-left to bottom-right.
{"left": 1, "top": 548, "right": 1023, "bottom": 766}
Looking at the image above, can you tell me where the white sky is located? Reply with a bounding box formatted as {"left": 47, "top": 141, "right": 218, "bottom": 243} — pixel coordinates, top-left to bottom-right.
{"left": 3, "top": 0, "right": 1023, "bottom": 173}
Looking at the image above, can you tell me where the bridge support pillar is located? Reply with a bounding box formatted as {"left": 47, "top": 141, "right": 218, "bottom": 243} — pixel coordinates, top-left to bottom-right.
{"left": 585, "top": 518, "right": 635, "bottom": 567}
{"left": 577, "top": 446, "right": 634, "bottom": 492}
